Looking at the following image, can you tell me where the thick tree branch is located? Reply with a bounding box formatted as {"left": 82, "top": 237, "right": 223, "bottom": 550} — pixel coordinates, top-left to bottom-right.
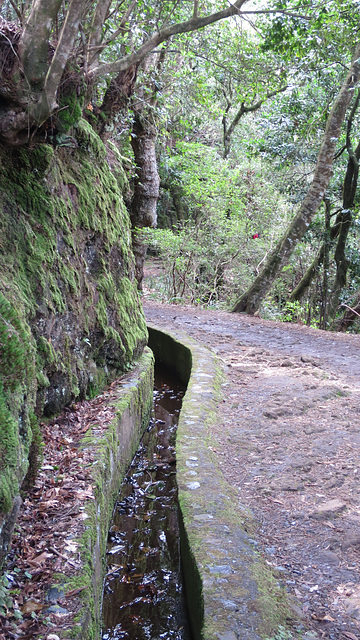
{"left": 88, "top": 0, "right": 247, "bottom": 81}
{"left": 20, "top": 0, "right": 63, "bottom": 84}
{"left": 34, "top": 0, "right": 87, "bottom": 124}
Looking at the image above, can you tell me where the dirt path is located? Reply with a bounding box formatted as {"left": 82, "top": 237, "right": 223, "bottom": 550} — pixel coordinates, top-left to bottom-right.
{"left": 143, "top": 296, "right": 360, "bottom": 640}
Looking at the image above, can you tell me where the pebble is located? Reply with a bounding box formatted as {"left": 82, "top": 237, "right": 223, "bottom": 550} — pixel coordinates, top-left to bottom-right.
{"left": 310, "top": 498, "right": 346, "bottom": 519}
{"left": 45, "top": 586, "right": 65, "bottom": 603}
{"left": 46, "top": 604, "right": 69, "bottom": 615}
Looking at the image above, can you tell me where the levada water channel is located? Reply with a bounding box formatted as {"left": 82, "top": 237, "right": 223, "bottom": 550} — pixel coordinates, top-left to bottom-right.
{"left": 102, "top": 367, "right": 192, "bottom": 640}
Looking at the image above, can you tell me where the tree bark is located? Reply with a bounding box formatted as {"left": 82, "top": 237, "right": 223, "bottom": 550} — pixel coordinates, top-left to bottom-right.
{"left": 319, "top": 197, "right": 331, "bottom": 328}
{"left": 327, "top": 93, "right": 360, "bottom": 319}
{"left": 130, "top": 114, "right": 160, "bottom": 289}
{"left": 20, "top": 0, "right": 63, "bottom": 85}
{"left": 34, "top": 0, "right": 87, "bottom": 125}
{"left": 232, "top": 43, "right": 360, "bottom": 315}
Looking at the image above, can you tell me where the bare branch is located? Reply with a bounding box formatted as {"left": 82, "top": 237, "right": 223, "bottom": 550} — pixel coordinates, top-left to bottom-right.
{"left": 223, "top": 85, "right": 287, "bottom": 157}
{"left": 9, "top": 0, "right": 22, "bottom": 21}
{"left": 339, "top": 303, "right": 360, "bottom": 319}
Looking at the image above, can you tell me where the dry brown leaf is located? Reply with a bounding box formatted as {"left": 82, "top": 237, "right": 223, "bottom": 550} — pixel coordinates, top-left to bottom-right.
{"left": 29, "top": 551, "right": 53, "bottom": 565}
{"left": 21, "top": 600, "right": 44, "bottom": 614}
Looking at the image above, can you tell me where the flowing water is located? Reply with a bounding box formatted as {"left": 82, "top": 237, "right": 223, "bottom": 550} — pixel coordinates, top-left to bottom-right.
{"left": 102, "top": 369, "right": 191, "bottom": 640}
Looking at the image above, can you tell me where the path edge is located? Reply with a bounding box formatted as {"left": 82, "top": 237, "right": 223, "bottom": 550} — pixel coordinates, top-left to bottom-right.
{"left": 148, "top": 324, "right": 294, "bottom": 640}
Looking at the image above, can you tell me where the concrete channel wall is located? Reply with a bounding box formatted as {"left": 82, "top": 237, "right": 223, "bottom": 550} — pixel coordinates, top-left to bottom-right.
{"left": 148, "top": 325, "right": 289, "bottom": 640}
{"left": 70, "top": 348, "right": 154, "bottom": 639}
{"left": 70, "top": 328, "right": 290, "bottom": 639}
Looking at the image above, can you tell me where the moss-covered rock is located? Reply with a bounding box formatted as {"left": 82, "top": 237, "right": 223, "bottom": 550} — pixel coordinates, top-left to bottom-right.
{"left": 0, "top": 121, "right": 147, "bottom": 565}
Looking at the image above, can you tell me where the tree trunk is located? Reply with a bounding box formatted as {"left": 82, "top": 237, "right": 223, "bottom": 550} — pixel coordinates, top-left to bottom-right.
{"left": 327, "top": 208, "right": 352, "bottom": 318}
{"left": 130, "top": 114, "right": 160, "bottom": 289}
{"left": 327, "top": 94, "right": 360, "bottom": 321}
{"left": 232, "top": 44, "right": 360, "bottom": 315}
{"left": 320, "top": 198, "right": 331, "bottom": 328}
{"left": 290, "top": 244, "right": 326, "bottom": 301}
{"left": 289, "top": 198, "right": 332, "bottom": 305}
{"left": 336, "top": 291, "right": 360, "bottom": 331}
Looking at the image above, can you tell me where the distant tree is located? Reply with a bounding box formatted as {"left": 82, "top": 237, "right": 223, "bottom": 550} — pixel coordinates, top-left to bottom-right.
{"left": 232, "top": 44, "right": 360, "bottom": 314}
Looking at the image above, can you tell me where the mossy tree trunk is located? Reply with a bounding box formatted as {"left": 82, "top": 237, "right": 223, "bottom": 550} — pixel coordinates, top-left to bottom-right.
{"left": 232, "top": 44, "right": 360, "bottom": 315}
{"left": 130, "top": 113, "right": 160, "bottom": 289}
{"left": 290, "top": 92, "right": 360, "bottom": 325}
{"left": 327, "top": 91, "right": 360, "bottom": 321}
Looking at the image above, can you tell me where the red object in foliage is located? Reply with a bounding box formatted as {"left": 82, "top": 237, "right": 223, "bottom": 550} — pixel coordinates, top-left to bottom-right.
{"left": 252, "top": 233, "right": 259, "bottom": 239}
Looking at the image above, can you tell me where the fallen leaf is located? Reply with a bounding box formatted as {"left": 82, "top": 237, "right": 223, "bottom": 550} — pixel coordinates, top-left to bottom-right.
{"left": 343, "top": 633, "right": 359, "bottom": 640}
{"left": 30, "top": 552, "right": 53, "bottom": 565}
{"left": 311, "top": 612, "right": 334, "bottom": 622}
{"left": 267, "top": 497, "right": 284, "bottom": 505}
{"left": 76, "top": 486, "right": 94, "bottom": 500}
{"left": 65, "top": 586, "right": 87, "bottom": 597}
{"left": 22, "top": 600, "right": 44, "bottom": 614}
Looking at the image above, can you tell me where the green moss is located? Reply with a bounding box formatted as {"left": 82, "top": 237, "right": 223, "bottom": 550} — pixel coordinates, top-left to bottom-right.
{"left": 75, "top": 119, "right": 106, "bottom": 160}
{"left": 0, "top": 294, "right": 36, "bottom": 512}
{"left": 37, "top": 336, "right": 58, "bottom": 365}
{"left": 16, "top": 144, "right": 55, "bottom": 176}
{"left": 58, "top": 94, "right": 83, "bottom": 133}
{"left": 251, "top": 560, "right": 292, "bottom": 638}
{"left": 0, "top": 120, "right": 147, "bottom": 531}
{"left": 21, "top": 411, "right": 44, "bottom": 493}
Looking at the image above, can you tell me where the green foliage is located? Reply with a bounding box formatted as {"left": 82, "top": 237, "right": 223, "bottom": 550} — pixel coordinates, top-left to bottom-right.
{"left": 150, "top": 142, "right": 293, "bottom": 307}
{"left": 265, "top": 625, "right": 294, "bottom": 640}
{"left": 282, "top": 300, "right": 303, "bottom": 323}
{"left": 0, "top": 573, "right": 15, "bottom": 617}
{"left": 260, "top": 0, "right": 358, "bottom": 66}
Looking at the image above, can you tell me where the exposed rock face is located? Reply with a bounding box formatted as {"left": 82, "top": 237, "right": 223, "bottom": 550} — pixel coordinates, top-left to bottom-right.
{"left": 0, "top": 120, "right": 147, "bottom": 565}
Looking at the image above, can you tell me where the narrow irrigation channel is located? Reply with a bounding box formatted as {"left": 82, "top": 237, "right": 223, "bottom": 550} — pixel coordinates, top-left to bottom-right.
{"left": 102, "top": 368, "right": 191, "bottom": 640}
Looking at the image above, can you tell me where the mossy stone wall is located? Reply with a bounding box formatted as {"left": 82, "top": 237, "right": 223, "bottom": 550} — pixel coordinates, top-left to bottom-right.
{"left": 0, "top": 121, "right": 147, "bottom": 564}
